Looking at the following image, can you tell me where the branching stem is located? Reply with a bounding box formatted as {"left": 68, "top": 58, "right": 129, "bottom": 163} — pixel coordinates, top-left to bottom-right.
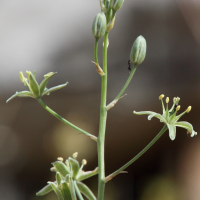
{"left": 37, "top": 98, "right": 97, "bottom": 142}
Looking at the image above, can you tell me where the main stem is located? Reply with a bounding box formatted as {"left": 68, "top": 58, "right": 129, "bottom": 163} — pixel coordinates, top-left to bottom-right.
{"left": 97, "top": 32, "right": 109, "bottom": 200}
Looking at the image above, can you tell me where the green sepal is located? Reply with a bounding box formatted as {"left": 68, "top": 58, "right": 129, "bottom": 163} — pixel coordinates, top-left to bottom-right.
{"left": 76, "top": 181, "right": 96, "bottom": 200}
{"left": 52, "top": 161, "right": 71, "bottom": 178}
{"left": 68, "top": 157, "right": 80, "bottom": 179}
{"left": 39, "top": 72, "right": 57, "bottom": 95}
{"left": 56, "top": 172, "right": 62, "bottom": 186}
{"left": 42, "top": 82, "right": 68, "bottom": 96}
{"left": 69, "top": 177, "right": 77, "bottom": 200}
{"left": 77, "top": 167, "right": 98, "bottom": 181}
{"left": 36, "top": 183, "right": 53, "bottom": 196}
{"left": 29, "top": 73, "right": 40, "bottom": 97}
{"left": 6, "top": 91, "right": 35, "bottom": 103}
{"left": 110, "top": 0, "right": 124, "bottom": 11}
{"left": 48, "top": 182, "right": 64, "bottom": 200}
{"left": 61, "top": 182, "right": 72, "bottom": 200}
{"left": 65, "top": 174, "right": 70, "bottom": 183}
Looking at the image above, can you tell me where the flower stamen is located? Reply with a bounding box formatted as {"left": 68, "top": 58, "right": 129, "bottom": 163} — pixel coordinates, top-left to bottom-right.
{"left": 159, "top": 94, "right": 164, "bottom": 100}
{"left": 186, "top": 106, "right": 191, "bottom": 113}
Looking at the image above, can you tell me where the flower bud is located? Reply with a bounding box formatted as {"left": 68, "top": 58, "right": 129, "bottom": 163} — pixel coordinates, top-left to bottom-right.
{"left": 29, "top": 73, "right": 40, "bottom": 98}
{"left": 130, "top": 35, "right": 146, "bottom": 66}
{"left": 110, "top": 0, "right": 124, "bottom": 11}
{"left": 92, "top": 12, "right": 106, "bottom": 39}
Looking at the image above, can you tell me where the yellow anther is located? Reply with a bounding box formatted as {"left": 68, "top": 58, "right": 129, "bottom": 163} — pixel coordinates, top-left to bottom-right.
{"left": 72, "top": 152, "right": 78, "bottom": 159}
{"left": 186, "top": 106, "right": 192, "bottom": 113}
{"left": 176, "top": 105, "right": 180, "bottom": 111}
{"left": 166, "top": 97, "right": 169, "bottom": 103}
{"left": 173, "top": 97, "right": 177, "bottom": 103}
{"left": 50, "top": 167, "right": 56, "bottom": 172}
{"left": 26, "top": 71, "right": 31, "bottom": 79}
{"left": 159, "top": 94, "right": 164, "bottom": 100}
{"left": 57, "top": 157, "right": 64, "bottom": 161}
{"left": 82, "top": 159, "right": 87, "bottom": 165}
{"left": 19, "top": 72, "right": 25, "bottom": 83}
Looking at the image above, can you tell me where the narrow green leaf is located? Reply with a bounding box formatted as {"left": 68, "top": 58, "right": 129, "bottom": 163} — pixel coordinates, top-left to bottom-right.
{"left": 36, "top": 183, "right": 53, "bottom": 196}
{"left": 52, "top": 161, "right": 71, "bottom": 178}
{"left": 42, "top": 82, "right": 68, "bottom": 96}
{"left": 76, "top": 182, "right": 96, "bottom": 200}
{"left": 77, "top": 167, "right": 98, "bottom": 181}
{"left": 48, "top": 182, "right": 64, "bottom": 200}
{"left": 68, "top": 157, "right": 80, "bottom": 179}
{"left": 61, "top": 182, "right": 72, "bottom": 200}
{"left": 39, "top": 72, "right": 57, "bottom": 95}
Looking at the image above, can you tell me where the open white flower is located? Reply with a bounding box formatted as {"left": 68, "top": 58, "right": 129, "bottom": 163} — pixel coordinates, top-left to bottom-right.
{"left": 134, "top": 94, "right": 197, "bottom": 140}
{"left": 6, "top": 71, "right": 68, "bottom": 103}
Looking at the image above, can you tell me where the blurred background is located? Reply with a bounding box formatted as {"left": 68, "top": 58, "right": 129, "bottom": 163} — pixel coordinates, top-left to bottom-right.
{"left": 0, "top": 0, "right": 200, "bottom": 199}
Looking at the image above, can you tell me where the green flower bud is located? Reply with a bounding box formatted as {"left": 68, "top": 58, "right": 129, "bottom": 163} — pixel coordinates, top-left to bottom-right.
{"left": 110, "top": 0, "right": 124, "bottom": 11}
{"left": 130, "top": 35, "right": 147, "bottom": 66}
{"left": 92, "top": 12, "right": 106, "bottom": 39}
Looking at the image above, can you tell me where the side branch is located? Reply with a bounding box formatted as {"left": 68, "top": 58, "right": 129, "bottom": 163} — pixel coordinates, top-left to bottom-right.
{"left": 37, "top": 98, "right": 97, "bottom": 142}
{"left": 104, "top": 124, "right": 168, "bottom": 182}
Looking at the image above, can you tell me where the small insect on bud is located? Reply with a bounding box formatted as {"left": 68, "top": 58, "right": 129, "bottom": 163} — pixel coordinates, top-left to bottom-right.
{"left": 92, "top": 12, "right": 107, "bottom": 39}
{"left": 186, "top": 106, "right": 192, "bottom": 113}
{"left": 110, "top": 0, "right": 124, "bottom": 11}
{"left": 82, "top": 159, "right": 87, "bottom": 166}
{"left": 130, "top": 35, "right": 146, "bottom": 66}
{"left": 72, "top": 152, "right": 78, "bottom": 159}
{"left": 57, "top": 157, "right": 64, "bottom": 161}
{"left": 176, "top": 105, "right": 180, "bottom": 111}
{"left": 159, "top": 94, "right": 164, "bottom": 100}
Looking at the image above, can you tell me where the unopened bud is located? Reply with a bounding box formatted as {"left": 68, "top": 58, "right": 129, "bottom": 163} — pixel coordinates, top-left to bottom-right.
{"left": 110, "top": 0, "right": 124, "bottom": 11}
{"left": 92, "top": 12, "right": 107, "bottom": 39}
{"left": 159, "top": 94, "right": 164, "bottom": 100}
{"left": 26, "top": 71, "right": 31, "bottom": 79}
{"left": 186, "top": 106, "right": 191, "bottom": 113}
{"left": 176, "top": 105, "right": 180, "bottom": 111}
{"left": 50, "top": 167, "right": 56, "bottom": 172}
{"left": 166, "top": 97, "right": 169, "bottom": 103}
{"left": 130, "top": 35, "right": 147, "bottom": 66}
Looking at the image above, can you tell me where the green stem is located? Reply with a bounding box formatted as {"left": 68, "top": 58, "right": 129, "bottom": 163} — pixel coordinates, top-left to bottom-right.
{"left": 74, "top": 181, "right": 84, "bottom": 200}
{"left": 94, "top": 38, "right": 99, "bottom": 64}
{"left": 115, "top": 64, "right": 137, "bottom": 100}
{"left": 104, "top": 124, "right": 168, "bottom": 182}
{"left": 97, "top": 32, "right": 109, "bottom": 200}
{"left": 37, "top": 98, "right": 97, "bottom": 142}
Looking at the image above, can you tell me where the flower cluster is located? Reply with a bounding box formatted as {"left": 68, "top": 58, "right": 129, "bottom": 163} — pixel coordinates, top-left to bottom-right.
{"left": 134, "top": 94, "right": 197, "bottom": 140}
{"left": 36, "top": 152, "right": 98, "bottom": 200}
